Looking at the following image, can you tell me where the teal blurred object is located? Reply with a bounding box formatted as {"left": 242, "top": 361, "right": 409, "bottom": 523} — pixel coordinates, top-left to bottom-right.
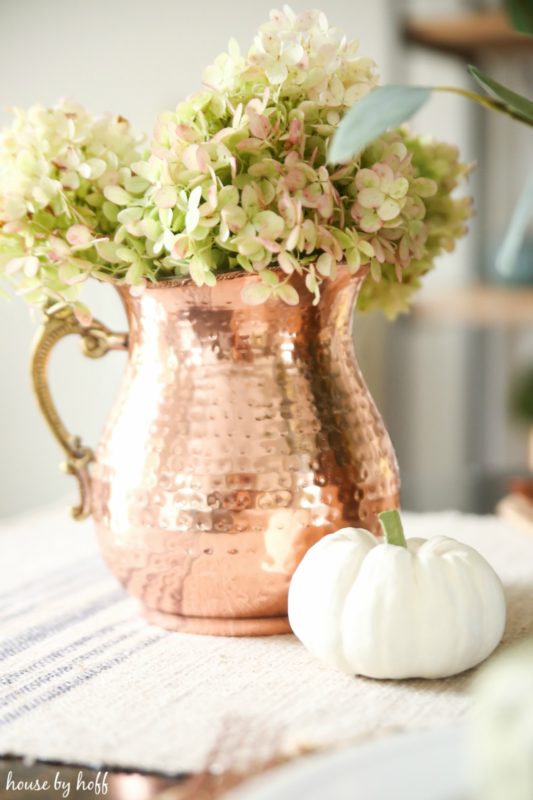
{"left": 490, "top": 239, "right": 533, "bottom": 285}
{"left": 493, "top": 177, "right": 533, "bottom": 284}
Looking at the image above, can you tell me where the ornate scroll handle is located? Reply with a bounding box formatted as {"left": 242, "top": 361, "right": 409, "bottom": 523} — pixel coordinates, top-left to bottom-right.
{"left": 31, "top": 307, "right": 128, "bottom": 521}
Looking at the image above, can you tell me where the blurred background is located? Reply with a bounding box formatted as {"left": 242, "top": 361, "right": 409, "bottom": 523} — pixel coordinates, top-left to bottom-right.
{"left": 0, "top": 0, "right": 532, "bottom": 518}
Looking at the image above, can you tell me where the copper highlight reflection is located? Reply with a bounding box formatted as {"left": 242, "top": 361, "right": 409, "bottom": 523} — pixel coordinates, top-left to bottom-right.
{"left": 90, "top": 269, "right": 400, "bottom": 635}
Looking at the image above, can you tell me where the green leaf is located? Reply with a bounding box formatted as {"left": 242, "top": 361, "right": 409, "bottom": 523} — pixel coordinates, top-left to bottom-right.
{"left": 467, "top": 65, "right": 533, "bottom": 125}
{"left": 328, "top": 85, "right": 431, "bottom": 164}
{"left": 505, "top": 0, "right": 533, "bottom": 33}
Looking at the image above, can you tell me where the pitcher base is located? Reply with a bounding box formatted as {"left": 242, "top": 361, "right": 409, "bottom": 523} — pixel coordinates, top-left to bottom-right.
{"left": 142, "top": 606, "right": 291, "bottom": 636}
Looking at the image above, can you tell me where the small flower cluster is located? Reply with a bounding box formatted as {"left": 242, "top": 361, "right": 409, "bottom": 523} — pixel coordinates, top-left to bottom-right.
{"left": 0, "top": 7, "right": 471, "bottom": 318}
{"left": 0, "top": 100, "right": 145, "bottom": 322}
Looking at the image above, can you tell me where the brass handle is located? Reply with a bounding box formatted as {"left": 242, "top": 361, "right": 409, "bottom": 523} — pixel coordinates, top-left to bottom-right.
{"left": 31, "top": 307, "right": 128, "bottom": 520}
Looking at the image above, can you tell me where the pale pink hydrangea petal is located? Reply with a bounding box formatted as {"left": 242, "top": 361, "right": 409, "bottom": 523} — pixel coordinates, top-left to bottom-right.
{"left": 117, "top": 207, "right": 143, "bottom": 226}
{"left": 296, "top": 9, "right": 323, "bottom": 31}
{"left": 236, "top": 138, "right": 265, "bottom": 154}
{"left": 398, "top": 235, "right": 411, "bottom": 266}
{"left": 171, "top": 235, "right": 190, "bottom": 259}
{"left": 285, "top": 168, "right": 307, "bottom": 191}
{"left": 374, "top": 163, "right": 394, "bottom": 190}
{"left": 257, "top": 237, "right": 282, "bottom": 253}
{"left": 218, "top": 219, "right": 230, "bottom": 242}
{"left": 72, "top": 302, "right": 92, "bottom": 327}
{"left": 182, "top": 145, "right": 201, "bottom": 171}
{"left": 370, "top": 259, "right": 382, "bottom": 282}
{"left": 284, "top": 43, "right": 305, "bottom": 65}
{"left": 344, "top": 84, "right": 369, "bottom": 105}
{"left": 277, "top": 193, "right": 297, "bottom": 228}
{"left": 358, "top": 208, "right": 382, "bottom": 233}
{"left": 236, "top": 236, "right": 265, "bottom": 258}
{"left": 389, "top": 177, "right": 409, "bottom": 200}
{"left": 196, "top": 146, "right": 211, "bottom": 173}
{"left": 241, "top": 281, "right": 272, "bottom": 305}
{"left": 316, "top": 194, "right": 334, "bottom": 219}
{"left": 357, "top": 187, "right": 384, "bottom": 209}
{"left": 285, "top": 224, "right": 301, "bottom": 251}
{"left": 288, "top": 118, "right": 303, "bottom": 144}
{"left": 370, "top": 238, "right": 385, "bottom": 263}
{"left": 248, "top": 113, "right": 271, "bottom": 139}
{"left": 279, "top": 251, "right": 297, "bottom": 274}
{"left": 66, "top": 224, "right": 92, "bottom": 247}
{"left": 346, "top": 247, "right": 361, "bottom": 270}
{"left": 5, "top": 256, "right": 38, "bottom": 276}
{"left": 48, "top": 236, "right": 71, "bottom": 261}
{"left": 355, "top": 169, "right": 380, "bottom": 191}
{"left": 254, "top": 209, "right": 285, "bottom": 239}
{"left": 124, "top": 175, "right": 150, "bottom": 194}
{"left": 413, "top": 177, "right": 438, "bottom": 198}
{"left": 377, "top": 198, "right": 401, "bottom": 221}
{"left": 221, "top": 205, "right": 247, "bottom": 232}
{"left": 59, "top": 171, "right": 80, "bottom": 190}
{"left": 389, "top": 142, "right": 408, "bottom": 161}
{"left": 132, "top": 160, "right": 157, "bottom": 182}
{"left": 257, "top": 180, "right": 275, "bottom": 206}
{"left": 246, "top": 98, "right": 265, "bottom": 115}
{"left": 103, "top": 185, "right": 130, "bottom": 206}
{"left": 359, "top": 240, "right": 375, "bottom": 258}
{"left": 218, "top": 186, "right": 239, "bottom": 207}
{"left": 276, "top": 282, "right": 299, "bottom": 305}
{"left": 58, "top": 262, "right": 86, "bottom": 285}
{"left": 81, "top": 158, "right": 107, "bottom": 179}
{"left": 241, "top": 184, "right": 260, "bottom": 213}
{"left": 206, "top": 184, "right": 218, "bottom": 210}
{"left": 302, "top": 219, "right": 317, "bottom": 251}
{"left": 316, "top": 252, "right": 333, "bottom": 277}
{"left": 266, "top": 60, "right": 288, "bottom": 84}
{"left": 175, "top": 124, "right": 198, "bottom": 143}
{"left": 154, "top": 186, "right": 178, "bottom": 209}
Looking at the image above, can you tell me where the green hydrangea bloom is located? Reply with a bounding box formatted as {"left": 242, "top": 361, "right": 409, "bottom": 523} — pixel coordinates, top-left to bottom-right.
{"left": 0, "top": 7, "right": 472, "bottom": 318}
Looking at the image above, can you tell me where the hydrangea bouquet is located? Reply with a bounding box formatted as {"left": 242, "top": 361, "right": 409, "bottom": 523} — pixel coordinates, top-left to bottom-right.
{"left": 0, "top": 6, "right": 471, "bottom": 322}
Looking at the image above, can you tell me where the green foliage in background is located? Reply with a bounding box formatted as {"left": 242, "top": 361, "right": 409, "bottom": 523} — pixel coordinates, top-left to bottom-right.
{"left": 506, "top": 0, "right": 533, "bottom": 34}
{"left": 511, "top": 368, "right": 533, "bottom": 423}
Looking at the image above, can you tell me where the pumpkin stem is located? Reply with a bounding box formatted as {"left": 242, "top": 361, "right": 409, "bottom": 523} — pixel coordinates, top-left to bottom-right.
{"left": 378, "top": 510, "right": 407, "bottom": 548}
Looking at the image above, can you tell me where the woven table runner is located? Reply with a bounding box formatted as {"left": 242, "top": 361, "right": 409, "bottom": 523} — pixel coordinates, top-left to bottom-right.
{"left": 1, "top": 503, "right": 533, "bottom": 775}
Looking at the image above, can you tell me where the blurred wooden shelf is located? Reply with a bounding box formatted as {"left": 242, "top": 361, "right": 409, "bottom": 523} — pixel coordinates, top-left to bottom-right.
{"left": 405, "top": 9, "right": 533, "bottom": 56}
{"left": 412, "top": 284, "right": 533, "bottom": 326}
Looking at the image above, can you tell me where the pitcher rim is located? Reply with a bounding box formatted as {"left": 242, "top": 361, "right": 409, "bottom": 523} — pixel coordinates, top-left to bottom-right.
{"left": 112, "top": 263, "right": 366, "bottom": 292}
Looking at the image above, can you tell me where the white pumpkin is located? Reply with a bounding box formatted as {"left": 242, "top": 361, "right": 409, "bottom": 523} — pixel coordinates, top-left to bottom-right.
{"left": 288, "top": 510, "right": 506, "bottom": 679}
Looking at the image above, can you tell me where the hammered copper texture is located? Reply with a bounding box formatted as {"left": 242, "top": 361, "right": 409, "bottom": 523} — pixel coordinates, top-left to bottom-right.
{"left": 90, "top": 269, "right": 400, "bottom": 635}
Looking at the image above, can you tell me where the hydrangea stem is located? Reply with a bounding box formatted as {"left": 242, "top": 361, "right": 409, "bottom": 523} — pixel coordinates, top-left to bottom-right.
{"left": 378, "top": 510, "right": 407, "bottom": 548}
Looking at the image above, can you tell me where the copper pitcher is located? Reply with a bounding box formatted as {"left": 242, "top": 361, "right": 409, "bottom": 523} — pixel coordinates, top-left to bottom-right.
{"left": 31, "top": 268, "right": 400, "bottom": 636}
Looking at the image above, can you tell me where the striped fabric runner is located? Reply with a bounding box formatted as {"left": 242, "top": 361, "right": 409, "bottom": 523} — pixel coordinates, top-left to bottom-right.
{"left": 1, "top": 503, "right": 533, "bottom": 774}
